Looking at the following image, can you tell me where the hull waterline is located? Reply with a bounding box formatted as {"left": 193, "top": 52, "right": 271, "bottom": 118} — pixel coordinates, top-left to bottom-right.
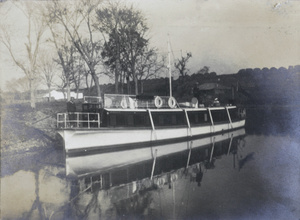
{"left": 58, "top": 119, "right": 245, "bottom": 155}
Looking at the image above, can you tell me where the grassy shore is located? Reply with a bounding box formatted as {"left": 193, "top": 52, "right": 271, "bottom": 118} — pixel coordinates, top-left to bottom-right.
{"left": 1, "top": 100, "right": 75, "bottom": 156}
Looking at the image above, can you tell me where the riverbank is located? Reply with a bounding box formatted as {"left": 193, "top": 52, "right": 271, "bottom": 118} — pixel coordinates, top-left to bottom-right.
{"left": 1, "top": 101, "right": 69, "bottom": 157}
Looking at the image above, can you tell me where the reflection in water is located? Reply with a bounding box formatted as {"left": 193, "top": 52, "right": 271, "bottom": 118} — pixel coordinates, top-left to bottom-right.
{"left": 0, "top": 129, "right": 251, "bottom": 219}
{"left": 1, "top": 166, "right": 69, "bottom": 219}
{"left": 2, "top": 126, "right": 299, "bottom": 219}
{"left": 63, "top": 129, "right": 246, "bottom": 219}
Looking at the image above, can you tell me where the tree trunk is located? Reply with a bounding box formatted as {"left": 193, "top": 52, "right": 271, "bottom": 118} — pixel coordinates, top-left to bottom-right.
{"left": 67, "top": 77, "right": 71, "bottom": 101}
{"left": 48, "top": 87, "right": 51, "bottom": 102}
{"left": 115, "top": 59, "right": 120, "bottom": 94}
{"left": 115, "top": 73, "right": 119, "bottom": 94}
{"left": 29, "top": 80, "right": 36, "bottom": 109}
{"left": 140, "top": 81, "right": 143, "bottom": 94}
{"left": 91, "top": 72, "right": 101, "bottom": 97}
{"left": 134, "top": 76, "right": 138, "bottom": 95}
{"left": 126, "top": 76, "right": 130, "bottom": 94}
{"left": 76, "top": 87, "right": 79, "bottom": 99}
{"left": 120, "top": 73, "right": 124, "bottom": 94}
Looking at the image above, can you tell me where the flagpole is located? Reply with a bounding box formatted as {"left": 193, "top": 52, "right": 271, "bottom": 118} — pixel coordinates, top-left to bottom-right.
{"left": 168, "top": 39, "right": 172, "bottom": 97}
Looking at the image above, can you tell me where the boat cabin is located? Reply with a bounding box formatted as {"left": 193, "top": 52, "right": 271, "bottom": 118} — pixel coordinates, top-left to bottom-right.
{"left": 57, "top": 94, "right": 244, "bottom": 129}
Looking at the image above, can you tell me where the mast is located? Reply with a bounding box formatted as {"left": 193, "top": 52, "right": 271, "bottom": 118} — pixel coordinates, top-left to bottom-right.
{"left": 168, "top": 38, "right": 172, "bottom": 97}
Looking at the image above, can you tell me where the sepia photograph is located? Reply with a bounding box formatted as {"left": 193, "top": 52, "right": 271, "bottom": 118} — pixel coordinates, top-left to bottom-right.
{"left": 1, "top": 0, "right": 299, "bottom": 219}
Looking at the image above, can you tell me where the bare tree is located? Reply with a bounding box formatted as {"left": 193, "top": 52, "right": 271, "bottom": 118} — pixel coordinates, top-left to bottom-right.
{"left": 46, "top": 18, "right": 75, "bottom": 101}
{"left": 38, "top": 53, "right": 57, "bottom": 101}
{"left": 46, "top": 0, "right": 103, "bottom": 97}
{"left": 136, "top": 48, "right": 166, "bottom": 81}
{"left": 174, "top": 52, "right": 192, "bottom": 80}
{"left": 0, "top": 1, "right": 46, "bottom": 108}
{"left": 70, "top": 53, "right": 85, "bottom": 99}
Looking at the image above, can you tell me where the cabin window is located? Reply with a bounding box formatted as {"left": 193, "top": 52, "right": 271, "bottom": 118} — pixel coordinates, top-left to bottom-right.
{"left": 110, "top": 114, "right": 117, "bottom": 126}
{"left": 228, "top": 108, "right": 238, "bottom": 121}
{"left": 211, "top": 109, "right": 229, "bottom": 123}
{"left": 158, "top": 115, "right": 164, "bottom": 125}
{"left": 195, "top": 114, "right": 199, "bottom": 123}
{"left": 107, "top": 112, "right": 151, "bottom": 127}
{"left": 171, "top": 115, "right": 177, "bottom": 124}
{"left": 188, "top": 111, "right": 210, "bottom": 125}
{"left": 152, "top": 112, "right": 186, "bottom": 127}
{"left": 127, "top": 115, "right": 134, "bottom": 126}
{"left": 204, "top": 113, "right": 208, "bottom": 122}
{"left": 134, "top": 114, "right": 150, "bottom": 127}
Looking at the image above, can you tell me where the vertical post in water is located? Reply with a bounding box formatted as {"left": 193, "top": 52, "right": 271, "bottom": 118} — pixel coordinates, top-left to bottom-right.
{"left": 210, "top": 137, "right": 216, "bottom": 163}
{"left": 226, "top": 107, "right": 233, "bottom": 129}
{"left": 227, "top": 133, "right": 234, "bottom": 155}
{"left": 186, "top": 141, "right": 193, "bottom": 169}
{"left": 150, "top": 149, "right": 158, "bottom": 180}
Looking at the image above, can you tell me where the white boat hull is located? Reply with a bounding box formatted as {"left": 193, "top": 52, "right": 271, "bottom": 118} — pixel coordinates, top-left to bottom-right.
{"left": 58, "top": 119, "right": 245, "bottom": 154}
{"left": 66, "top": 128, "right": 246, "bottom": 177}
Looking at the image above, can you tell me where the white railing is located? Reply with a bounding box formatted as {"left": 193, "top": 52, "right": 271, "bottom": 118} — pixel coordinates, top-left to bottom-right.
{"left": 104, "top": 94, "right": 178, "bottom": 109}
{"left": 57, "top": 112, "right": 100, "bottom": 129}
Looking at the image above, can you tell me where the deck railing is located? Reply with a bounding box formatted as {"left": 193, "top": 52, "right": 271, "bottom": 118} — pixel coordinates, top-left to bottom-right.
{"left": 83, "top": 96, "right": 102, "bottom": 103}
{"left": 57, "top": 112, "right": 100, "bottom": 128}
{"left": 104, "top": 94, "right": 178, "bottom": 109}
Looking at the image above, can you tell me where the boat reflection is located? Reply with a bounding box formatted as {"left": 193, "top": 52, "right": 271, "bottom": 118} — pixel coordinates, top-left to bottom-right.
{"left": 66, "top": 128, "right": 246, "bottom": 193}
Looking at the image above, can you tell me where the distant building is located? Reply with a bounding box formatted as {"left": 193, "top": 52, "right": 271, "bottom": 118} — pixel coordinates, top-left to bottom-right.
{"left": 195, "top": 83, "right": 231, "bottom": 106}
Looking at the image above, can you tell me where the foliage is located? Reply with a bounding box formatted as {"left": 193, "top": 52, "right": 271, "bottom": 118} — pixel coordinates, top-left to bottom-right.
{"left": 96, "top": 2, "right": 154, "bottom": 94}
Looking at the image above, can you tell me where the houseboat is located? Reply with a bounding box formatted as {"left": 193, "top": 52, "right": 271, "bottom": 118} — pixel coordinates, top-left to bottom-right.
{"left": 57, "top": 94, "right": 246, "bottom": 155}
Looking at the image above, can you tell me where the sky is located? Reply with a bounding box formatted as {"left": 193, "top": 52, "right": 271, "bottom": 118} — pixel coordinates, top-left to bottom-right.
{"left": 1, "top": 0, "right": 300, "bottom": 90}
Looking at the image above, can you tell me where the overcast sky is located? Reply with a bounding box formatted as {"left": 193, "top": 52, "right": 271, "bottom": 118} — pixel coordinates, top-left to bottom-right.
{"left": 1, "top": 0, "right": 299, "bottom": 90}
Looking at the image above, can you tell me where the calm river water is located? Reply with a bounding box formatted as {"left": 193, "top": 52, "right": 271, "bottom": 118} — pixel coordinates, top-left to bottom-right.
{"left": 1, "top": 106, "right": 300, "bottom": 220}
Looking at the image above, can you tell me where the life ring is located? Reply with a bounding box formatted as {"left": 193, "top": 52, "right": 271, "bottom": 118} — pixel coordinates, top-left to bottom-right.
{"left": 170, "top": 173, "right": 178, "bottom": 182}
{"left": 154, "top": 96, "right": 163, "bottom": 108}
{"left": 155, "top": 177, "right": 165, "bottom": 188}
{"left": 121, "top": 99, "right": 127, "bottom": 109}
{"left": 168, "top": 97, "right": 177, "bottom": 108}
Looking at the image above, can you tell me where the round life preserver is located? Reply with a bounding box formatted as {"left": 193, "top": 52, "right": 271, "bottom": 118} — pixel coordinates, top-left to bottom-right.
{"left": 121, "top": 99, "right": 127, "bottom": 109}
{"left": 154, "top": 96, "right": 163, "bottom": 108}
{"left": 170, "top": 173, "right": 178, "bottom": 182}
{"left": 168, "top": 97, "right": 177, "bottom": 108}
{"left": 155, "top": 177, "right": 165, "bottom": 188}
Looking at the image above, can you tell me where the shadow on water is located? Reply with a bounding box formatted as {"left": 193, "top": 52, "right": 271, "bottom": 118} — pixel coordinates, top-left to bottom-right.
{"left": 245, "top": 105, "right": 300, "bottom": 137}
